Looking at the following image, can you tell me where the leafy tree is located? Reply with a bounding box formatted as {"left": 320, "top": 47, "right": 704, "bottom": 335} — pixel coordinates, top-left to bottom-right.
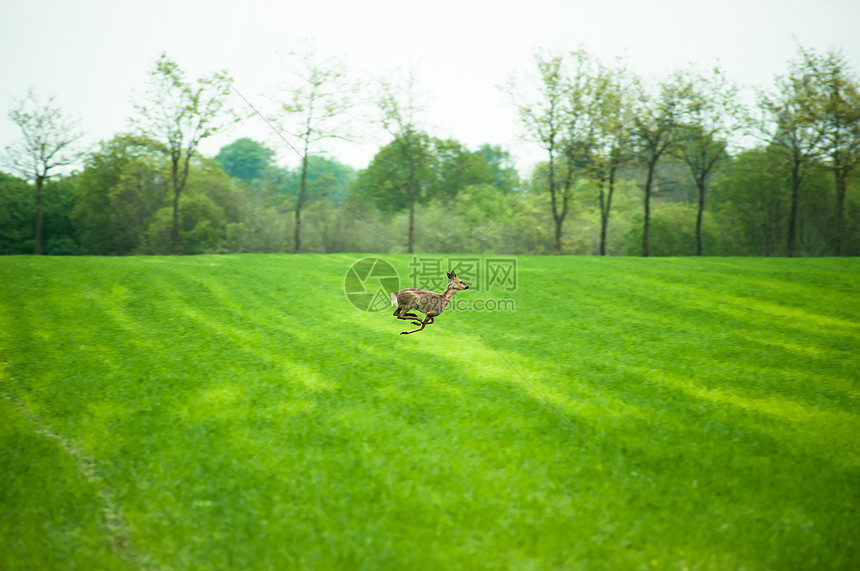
{"left": 71, "top": 134, "right": 161, "bottom": 254}
{"left": 275, "top": 47, "right": 357, "bottom": 253}
{"left": 756, "top": 55, "right": 826, "bottom": 257}
{"left": 39, "top": 177, "right": 81, "bottom": 255}
{"left": 188, "top": 158, "right": 243, "bottom": 227}
{"left": 507, "top": 49, "right": 621, "bottom": 254}
{"left": 710, "top": 149, "right": 789, "bottom": 256}
{"left": 475, "top": 144, "right": 520, "bottom": 193}
{"left": 798, "top": 47, "right": 860, "bottom": 255}
{"left": 354, "top": 132, "right": 432, "bottom": 217}
{"left": 631, "top": 74, "right": 688, "bottom": 256}
{"left": 141, "top": 193, "right": 223, "bottom": 254}
{"left": 278, "top": 156, "right": 356, "bottom": 205}
{"left": 425, "top": 138, "right": 493, "bottom": 202}
{"left": 3, "top": 89, "right": 85, "bottom": 254}
{"left": 625, "top": 202, "right": 719, "bottom": 256}
{"left": 674, "top": 66, "right": 740, "bottom": 255}
{"left": 0, "top": 172, "right": 35, "bottom": 254}
{"left": 135, "top": 162, "right": 234, "bottom": 255}
{"left": 215, "top": 138, "right": 275, "bottom": 183}
{"left": 131, "top": 52, "right": 236, "bottom": 254}
{"left": 375, "top": 68, "right": 428, "bottom": 253}
{"left": 108, "top": 160, "right": 168, "bottom": 254}
{"left": 0, "top": 172, "right": 80, "bottom": 255}
{"left": 588, "top": 60, "right": 634, "bottom": 256}
{"left": 505, "top": 51, "right": 570, "bottom": 254}
{"left": 354, "top": 134, "right": 495, "bottom": 254}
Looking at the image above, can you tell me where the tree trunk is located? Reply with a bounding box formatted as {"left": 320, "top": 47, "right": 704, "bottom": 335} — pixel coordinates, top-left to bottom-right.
{"left": 171, "top": 154, "right": 181, "bottom": 255}
{"left": 399, "top": 137, "right": 417, "bottom": 255}
{"left": 34, "top": 174, "right": 44, "bottom": 255}
{"left": 695, "top": 177, "right": 706, "bottom": 256}
{"left": 599, "top": 167, "right": 617, "bottom": 256}
{"left": 834, "top": 164, "right": 846, "bottom": 257}
{"left": 408, "top": 191, "right": 415, "bottom": 254}
{"left": 598, "top": 181, "right": 607, "bottom": 256}
{"left": 642, "top": 160, "right": 656, "bottom": 257}
{"left": 407, "top": 157, "right": 416, "bottom": 254}
{"left": 554, "top": 214, "right": 563, "bottom": 255}
{"left": 294, "top": 156, "right": 309, "bottom": 254}
{"left": 786, "top": 159, "right": 801, "bottom": 258}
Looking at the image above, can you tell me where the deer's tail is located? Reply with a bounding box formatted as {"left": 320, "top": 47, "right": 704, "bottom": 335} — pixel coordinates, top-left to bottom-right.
{"left": 390, "top": 292, "right": 398, "bottom": 306}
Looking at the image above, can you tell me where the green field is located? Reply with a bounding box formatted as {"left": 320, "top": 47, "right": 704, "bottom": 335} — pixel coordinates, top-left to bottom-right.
{"left": 1, "top": 255, "right": 858, "bottom": 570}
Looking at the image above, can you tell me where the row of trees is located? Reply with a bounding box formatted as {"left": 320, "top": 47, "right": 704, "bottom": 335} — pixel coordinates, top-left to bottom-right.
{"left": 506, "top": 47, "right": 860, "bottom": 257}
{"left": 2, "top": 46, "right": 859, "bottom": 257}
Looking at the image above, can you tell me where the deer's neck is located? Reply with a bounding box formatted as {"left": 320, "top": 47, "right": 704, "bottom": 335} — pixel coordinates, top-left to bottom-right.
{"left": 440, "top": 284, "right": 458, "bottom": 303}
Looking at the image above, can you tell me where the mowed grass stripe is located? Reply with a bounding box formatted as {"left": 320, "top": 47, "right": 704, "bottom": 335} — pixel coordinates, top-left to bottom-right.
{"left": 1, "top": 255, "right": 858, "bottom": 569}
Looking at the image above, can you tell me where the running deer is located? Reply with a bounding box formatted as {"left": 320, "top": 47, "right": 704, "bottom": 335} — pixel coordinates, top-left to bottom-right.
{"left": 391, "top": 271, "right": 470, "bottom": 335}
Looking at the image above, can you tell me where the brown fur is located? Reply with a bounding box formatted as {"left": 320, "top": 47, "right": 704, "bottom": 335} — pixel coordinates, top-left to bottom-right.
{"left": 391, "top": 272, "right": 469, "bottom": 335}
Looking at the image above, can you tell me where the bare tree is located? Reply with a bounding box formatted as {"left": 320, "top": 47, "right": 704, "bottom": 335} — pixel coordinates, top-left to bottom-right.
{"left": 131, "top": 53, "right": 236, "bottom": 254}
{"left": 4, "top": 89, "right": 85, "bottom": 255}
{"left": 276, "top": 47, "right": 357, "bottom": 253}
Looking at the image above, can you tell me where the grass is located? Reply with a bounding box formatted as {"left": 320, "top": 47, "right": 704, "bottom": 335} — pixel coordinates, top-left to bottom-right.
{"left": 1, "top": 254, "right": 858, "bottom": 570}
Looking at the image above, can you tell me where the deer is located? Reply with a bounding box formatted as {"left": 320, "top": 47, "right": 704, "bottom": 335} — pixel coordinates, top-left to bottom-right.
{"left": 391, "top": 271, "right": 470, "bottom": 335}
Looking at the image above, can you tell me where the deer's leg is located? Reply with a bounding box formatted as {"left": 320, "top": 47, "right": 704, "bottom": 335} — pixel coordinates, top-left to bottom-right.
{"left": 395, "top": 308, "right": 421, "bottom": 323}
{"left": 401, "top": 314, "right": 433, "bottom": 335}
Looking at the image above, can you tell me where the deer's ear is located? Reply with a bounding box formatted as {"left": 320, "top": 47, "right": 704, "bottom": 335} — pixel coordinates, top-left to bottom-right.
{"left": 447, "top": 271, "right": 455, "bottom": 279}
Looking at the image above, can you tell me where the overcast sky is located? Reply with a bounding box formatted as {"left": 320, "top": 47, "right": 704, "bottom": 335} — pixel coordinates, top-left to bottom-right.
{"left": 2, "top": 0, "right": 859, "bottom": 175}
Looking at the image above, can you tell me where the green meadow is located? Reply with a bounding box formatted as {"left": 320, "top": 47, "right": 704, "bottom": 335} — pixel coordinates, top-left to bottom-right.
{"left": 1, "top": 255, "right": 858, "bottom": 570}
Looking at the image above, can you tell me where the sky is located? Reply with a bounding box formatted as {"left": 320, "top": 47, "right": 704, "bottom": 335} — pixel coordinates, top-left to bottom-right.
{"left": 2, "top": 0, "right": 859, "bottom": 175}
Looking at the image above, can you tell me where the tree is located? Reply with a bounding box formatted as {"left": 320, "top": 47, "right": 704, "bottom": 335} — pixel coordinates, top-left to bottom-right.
{"left": 4, "top": 89, "right": 85, "bottom": 254}
{"left": 631, "top": 75, "right": 687, "bottom": 256}
{"left": 506, "top": 52, "right": 569, "bottom": 254}
{"left": 508, "top": 49, "right": 618, "bottom": 254}
{"left": 624, "top": 202, "right": 719, "bottom": 256}
{"left": 376, "top": 68, "right": 428, "bottom": 254}
{"left": 710, "top": 149, "right": 790, "bottom": 256}
{"left": 284, "top": 156, "right": 356, "bottom": 204}
{"left": 757, "top": 57, "right": 826, "bottom": 257}
{"left": 138, "top": 159, "right": 238, "bottom": 254}
{"left": 275, "top": 47, "right": 357, "bottom": 253}
{"left": 131, "top": 53, "right": 236, "bottom": 254}
{"left": 353, "top": 134, "right": 449, "bottom": 213}
{"left": 589, "top": 60, "right": 633, "bottom": 256}
{"left": 71, "top": 134, "right": 160, "bottom": 254}
{"left": 108, "top": 159, "right": 169, "bottom": 254}
{"left": 475, "top": 144, "right": 520, "bottom": 194}
{"left": 215, "top": 138, "right": 275, "bottom": 183}
{"left": 798, "top": 47, "right": 860, "bottom": 256}
{"left": 425, "top": 138, "right": 493, "bottom": 202}
{"left": 354, "top": 135, "right": 495, "bottom": 253}
{"left": 0, "top": 172, "right": 36, "bottom": 254}
{"left": 674, "top": 66, "right": 740, "bottom": 255}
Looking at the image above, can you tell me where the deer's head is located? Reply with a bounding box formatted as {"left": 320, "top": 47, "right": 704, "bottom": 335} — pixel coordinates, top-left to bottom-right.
{"left": 446, "top": 270, "right": 469, "bottom": 292}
